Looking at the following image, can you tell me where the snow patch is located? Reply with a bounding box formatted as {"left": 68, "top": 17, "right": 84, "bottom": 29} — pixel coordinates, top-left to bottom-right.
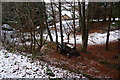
{"left": 46, "top": 29, "right": 119, "bottom": 45}
{"left": 0, "top": 48, "right": 87, "bottom": 79}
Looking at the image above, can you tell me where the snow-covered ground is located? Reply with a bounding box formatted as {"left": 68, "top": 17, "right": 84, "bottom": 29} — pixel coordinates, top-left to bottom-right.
{"left": 1, "top": 21, "right": 119, "bottom": 46}
{"left": 45, "top": 29, "right": 120, "bottom": 45}
{"left": 43, "top": 19, "right": 120, "bottom": 45}
{"left": 0, "top": 47, "right": 87, "bottom": 79}
{"left": 15, "top": 29, "right": 119, "bottom": 46}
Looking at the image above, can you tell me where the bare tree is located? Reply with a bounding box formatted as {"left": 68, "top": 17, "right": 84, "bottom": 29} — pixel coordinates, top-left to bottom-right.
{"left": 78, "top": 2, "right": 82, "bottom": 32}
{"left": 81, "top": 2, "right": 87, "bottom": 52}
{"left": 2, "top": 2, "right": 47, "bottom": 53}
{"left": 44, "top": 2, "right": 53, "bottom": 42}
{"left": 78, "top": 1, "right": 91, "bottom": 52}
{"left": 106, "top": 3, "right": 112, "bottom": 50}
{"left": 85, "top": 2, "right": 92, "bottom": 50}
{"left": 51, "top": 2, "right": 58, "bottom": 51}
{"left": 72, "top": 1, "right": 76, "bottom": 52}
{"left": 59, "top": 1, "right": 64, "bottom": 46}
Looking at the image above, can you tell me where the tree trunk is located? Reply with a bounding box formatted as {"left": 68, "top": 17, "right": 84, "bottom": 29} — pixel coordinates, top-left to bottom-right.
{"left": 106, "top": 3, "right": 112, "bottom": 50}
{"left": 59, "top": 2, "right": 64, "bottom": 46}
{"left": 106, "top": 20, "right": 111, "bottom": 50}
{"left": 78, "top": 2, "right": 82, "bottom": 32}
{"left": 44, "top": 2, "right": 53, "bottom": 42}
{"left": 112, "top": 17, "right": 115, "bottom": 22}
{"left": 73, "top": 1, "right": 76, "bottom": 52}
{"left": 30, "top": 31, "right": 33, "bottom": 53}
{"left": 85, "top": 3, "right": 91, "bottom": 51}
{"left": 51, "top": 2, "right": 58, "bottom": 51}
{"left": 81, "top": 2, "right": 87, "bottom": 52}
{"left": 80, "top": 1, "right": 91, "bottom": 53}
{"left": 0, "top": 1, "right": 1, "bottom": 43}
{"left": 67, "top": 33, "right": 70, "bottom": 43}
{"left": 40, "top": 26, "right": 43, "bottom": 48}
{"left": 32, "top": 18, "right": 35, "bottom": 52}
{"left": 103, "top": 17, "right": 106, "bottom": 22}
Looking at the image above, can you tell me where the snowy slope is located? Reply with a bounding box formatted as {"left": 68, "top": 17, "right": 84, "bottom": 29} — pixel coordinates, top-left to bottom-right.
{"left": 45, "top": 29, "right": 120, "bottom": 45}
{"left": 44, "top": 18, "right": 119, "bottom": 45}
{"left": 0, "top": 48, "right": 87, "bottom": 79}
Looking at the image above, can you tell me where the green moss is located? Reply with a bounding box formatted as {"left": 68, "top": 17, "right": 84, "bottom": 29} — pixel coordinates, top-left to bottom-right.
{"left": 111, "top": 21, "right": 120, "bottom": 29}
{"left": 5, "top": 47, "right": 14, "bottom": 53}
{"left": 46, "top": 68, "right": 55, "bottom": 77}
{"left": 98, "top": 59, "right": 119, "bottom": 70}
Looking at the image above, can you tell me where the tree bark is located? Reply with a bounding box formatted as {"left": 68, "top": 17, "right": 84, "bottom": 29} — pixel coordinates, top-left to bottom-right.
{"left": 85, "top": 3, "right": 91, "bottom": 50}
{"left": 81, "top": 2, "right": 87, "bottom": 52}
{"left": 44, "top": 2, "right": 53, "bottom": 42}
{"left": 40, "top": 27, "right": 43, "bottom": 48}
{"left": 73, "top": 1, "right": 76, "bottom": 52}
{"left": 80, "top": 1, "right": 91, "bottom": 53}
{"left": 59, "top": 1, "right": 64, "bottom": 46}
{"left": 106, "top": 3, "right": 112, "bottom": 50}
{"left": 51, "top": 2, "right": 58, "bottom": 51}
{"left": 30, "top": 31, "right": 33, "bottom": 53}
{"left": 78, "top": 2, "right": 82, "bottom": 32}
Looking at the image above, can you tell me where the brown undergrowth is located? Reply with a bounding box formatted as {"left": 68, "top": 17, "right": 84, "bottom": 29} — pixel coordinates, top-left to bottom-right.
{"left": 35, "top": 41, "right": 119, "bottom": 79}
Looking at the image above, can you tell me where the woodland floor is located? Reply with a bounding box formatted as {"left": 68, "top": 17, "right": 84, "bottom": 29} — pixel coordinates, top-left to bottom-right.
{"left": 1, "top": 21, "right": 119, "bottom": 79}
{"left": 35, "top": 41, "right": 119, "bottom": 79}
{"left": 34, "top": 22, "right": 120, "bottom": 79}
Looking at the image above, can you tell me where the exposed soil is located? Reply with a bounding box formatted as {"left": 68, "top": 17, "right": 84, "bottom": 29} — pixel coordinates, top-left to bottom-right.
{"left": 34, "top": 21, "right": 120, "bottom": 79}
{"left": 75, "top": 21, "right": 110, "bottom": 35}
{"left": 35, "top": 41, "right": 119, "bottom": 79}
{"left": 11, "top": 21, "right": 119, "bottom": 79}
